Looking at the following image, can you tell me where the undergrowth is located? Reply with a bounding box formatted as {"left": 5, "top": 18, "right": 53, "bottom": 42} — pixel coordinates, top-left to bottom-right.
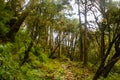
{"left": 0, "top": 43, "right": 120, "bottom": 80}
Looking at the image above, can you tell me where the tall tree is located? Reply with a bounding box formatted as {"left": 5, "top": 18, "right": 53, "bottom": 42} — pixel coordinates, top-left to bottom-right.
{"left": 83, "top": 0, "right": 88, "bottom": 66}
{"left": 93, "top": 0, "right": 120, "bottom": 79}
{"left": 0, "top": 0, "right": 36, "bottom": 42}
{"left": 77, "top": 0, "right": 84, "bottom": 61}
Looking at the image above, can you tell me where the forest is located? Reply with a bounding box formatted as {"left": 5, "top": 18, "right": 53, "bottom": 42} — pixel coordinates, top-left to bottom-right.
{"left": 0, "top": 0, "right": 120, "bottom": 80}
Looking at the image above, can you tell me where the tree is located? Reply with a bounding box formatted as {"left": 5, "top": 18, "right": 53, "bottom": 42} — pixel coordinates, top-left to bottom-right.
{"left": 21, "top": 0, "right": 69, "bottom": 63}
{"left": 0, "top": 0, "right": 36, "bottom": 42}
{"left": 77, "top": 0, "right": 84, "bottom": 62}
{"left": 93, "top": 1, "right": 120, "bottom": 79}
{"left": 0, "top": 1, "right": 12, "bottom": 41}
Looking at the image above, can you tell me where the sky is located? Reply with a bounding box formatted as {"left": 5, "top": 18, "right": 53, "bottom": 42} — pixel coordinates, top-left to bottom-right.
{"left": 69, "top": 0, "right": 120, "bottom": 29}
{"left": 69, "top": 0, "right": 99, "bottom": 29}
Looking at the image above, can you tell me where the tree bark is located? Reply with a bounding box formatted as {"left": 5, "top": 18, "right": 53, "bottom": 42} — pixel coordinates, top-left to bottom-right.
{"left": 102, "top": 37, "right": 120, "bottom": 77}
{"left": 102, "top": 55, "right": 120, "bottom": 78}
{"left": 6, "top": 11, "right": 29, "bottom": 41}
{"left": 77, "top": 0, "right": 83, "bottom": 61}
{"left": 3, "top": 0, "right": 35, "bottom": 42}
{"left": 100, "top": 25, "right": 105, "bottom": 60}
{"left": 83, "top": 0, "right": 88, "bottom": 66}
{"left": 93, "top": 35, "right": 120, "bottom": 80}
{"left": 21, "top": 41, "right": 33, "bottom": 65}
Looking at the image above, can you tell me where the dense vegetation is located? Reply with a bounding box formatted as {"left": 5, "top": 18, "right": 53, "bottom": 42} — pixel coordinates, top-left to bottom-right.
{"left": 0, "top": 0, "right": 120, "bottom": 80}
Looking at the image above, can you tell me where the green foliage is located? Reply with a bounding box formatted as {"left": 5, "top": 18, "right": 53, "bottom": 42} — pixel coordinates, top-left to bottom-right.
{"left": 0, "top": 43, "right": 51, "bottom": 80}
{"left": 106, "top": 6, "right": 120, "bottom": 24}
{"left": 88, "top": 45, "right": 99, "bottom": 65}
{"left": 0, "top": 45, "right": 3, "bottom": 53}
{"left": 111, "top": 61, "right": 120, "bottom": 74}
{"left": 31, "top": 46, "right": 49, "bottom": 63}
{"left": 99, "top": 73, "right": 120, "bottom": 80}
{"left": 0, "top": 42, "right": 120, "bottom": 80}
{"left": 0, "top": 44, "right": 19, "bottom": 80}
{"left": 0, "top": 2, "right": 12, "bottom": 35}
{"left": 0, "top": 0, "right": 120, "bottom": 80}
{"left": 38, "top": 53, "right": 49, "bottom": 63}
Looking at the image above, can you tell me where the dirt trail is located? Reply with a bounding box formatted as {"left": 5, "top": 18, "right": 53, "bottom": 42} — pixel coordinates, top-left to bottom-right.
{"left": 60, "top": 63, "right": 89, "bottom": 80}
{"left": 61, "top": 64, "right": 76, "bottom": 80}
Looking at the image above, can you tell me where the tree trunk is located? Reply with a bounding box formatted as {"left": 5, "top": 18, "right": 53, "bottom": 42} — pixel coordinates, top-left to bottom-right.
{"left": 77, "top": 0, "right": 83, "bottom": 61}
{"left": 49, "top": 27, "right": 53, "bottom": 54}
{"left": 93, "top": 36, "right": 120, "bottom": 80}
{"left": 21, "top": 41, "right": 33, "bottom": 65}
{"left": 6, "top": 11, "right": 29, "bottom": 41}
{"left": 103, "top": 37, "right": 120, "bottom": 77}
{"left": 83, "top": 0, "right": 88, "bottom": 66}
{"left": 100, "top": 24, "right": 105, "bottom": 60}
{"left": 4, "top": 0, "right": 35, "bottom": 42}
{"left": 102, "top": 55, "right": 119, "bottom": 78}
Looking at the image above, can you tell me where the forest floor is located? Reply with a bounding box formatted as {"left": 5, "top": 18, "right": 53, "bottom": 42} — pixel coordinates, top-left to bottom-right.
{"left": 2, "top": 52, "right": 120, "bottom": 80}
{"left": 29, "top": 57, "right": 94, "bottom": 80}
{"left": 27, "top": 57, "right": 120, "bottom": 80}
